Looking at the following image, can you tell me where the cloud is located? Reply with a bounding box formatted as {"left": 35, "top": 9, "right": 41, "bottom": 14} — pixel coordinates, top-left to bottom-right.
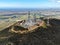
{"left": 49, "top": 0, "right": 60, "bottom": 2}
{"left": 57, "top": 0, "right": 60, "bottom": 2}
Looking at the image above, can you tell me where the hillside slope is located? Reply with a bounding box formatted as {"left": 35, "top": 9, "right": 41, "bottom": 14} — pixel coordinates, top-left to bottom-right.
{"left": 0, "top": 18, "right": 60, "bottom": 45}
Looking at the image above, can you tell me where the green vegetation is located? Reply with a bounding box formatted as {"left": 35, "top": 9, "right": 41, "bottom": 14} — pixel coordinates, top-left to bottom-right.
{"left": 41, "top": 21, "right": 47, "bottom": 28}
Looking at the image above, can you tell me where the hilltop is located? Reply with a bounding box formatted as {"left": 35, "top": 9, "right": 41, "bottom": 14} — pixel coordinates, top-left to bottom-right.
{"left": 0, "top": 18, "right": 60, "bottom": 45}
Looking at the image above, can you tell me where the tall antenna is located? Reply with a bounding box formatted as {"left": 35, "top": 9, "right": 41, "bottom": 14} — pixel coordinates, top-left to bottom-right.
{"left": 47, "top": 17, "right": 50, "bottom": 26}
{"left": 34, "top": 13, "right": 36, "bottom": 22}
{"left": 28, "top": 11, "right": 31, "bottom": 22}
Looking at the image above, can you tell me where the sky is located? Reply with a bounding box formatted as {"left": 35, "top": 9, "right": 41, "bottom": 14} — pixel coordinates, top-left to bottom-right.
{"left": 0, "top": 0, "right": 60, "bottom": 8}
